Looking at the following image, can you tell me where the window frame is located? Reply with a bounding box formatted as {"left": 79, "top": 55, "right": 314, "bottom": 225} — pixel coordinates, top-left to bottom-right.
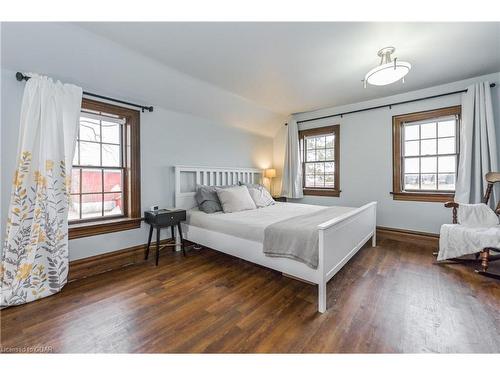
{"left": 391, "top": 106, "right": 461, "bottom": 203}
{"left": 299, "top": 125, "right": 340, "bottom": 197}
{"left": 68, "top": 98, "right": 141, "bottom": 239}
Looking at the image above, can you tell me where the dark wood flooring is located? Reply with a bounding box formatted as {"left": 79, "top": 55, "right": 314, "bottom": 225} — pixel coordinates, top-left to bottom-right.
{"left": 1, "top": 238, "right": 499, "bottom": 353}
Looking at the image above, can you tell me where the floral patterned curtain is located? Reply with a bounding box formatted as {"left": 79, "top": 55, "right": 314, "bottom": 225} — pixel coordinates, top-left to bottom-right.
{"left": 1, "top": 74, "right": 82, "bottom": 307}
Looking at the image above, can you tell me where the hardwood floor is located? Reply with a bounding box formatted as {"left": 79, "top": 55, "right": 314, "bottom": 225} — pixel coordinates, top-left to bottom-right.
{"left": 1, "top": 238, "right": 499, "bottom": 353}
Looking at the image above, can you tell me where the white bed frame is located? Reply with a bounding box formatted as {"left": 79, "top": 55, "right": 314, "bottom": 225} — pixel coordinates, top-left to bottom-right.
{"left": 174, "top": 165, "right": 377, "bottom": 313}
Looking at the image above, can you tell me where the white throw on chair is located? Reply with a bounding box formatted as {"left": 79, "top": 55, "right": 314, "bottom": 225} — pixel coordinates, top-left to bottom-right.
{"left": 437, "top": 172, "right": 500, "bottom": 278}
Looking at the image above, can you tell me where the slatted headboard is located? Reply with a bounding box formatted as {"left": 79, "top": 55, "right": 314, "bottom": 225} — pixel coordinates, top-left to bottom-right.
{"left": 174, "top": 165, "right": 263, "bottom": 210}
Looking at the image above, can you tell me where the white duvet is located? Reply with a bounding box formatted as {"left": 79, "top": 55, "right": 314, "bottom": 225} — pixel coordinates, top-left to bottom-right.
{"left": 187, "top": 202, "right": 354, "bottom": 243}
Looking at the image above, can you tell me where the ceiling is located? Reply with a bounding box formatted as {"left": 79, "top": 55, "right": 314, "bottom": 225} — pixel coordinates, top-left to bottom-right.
{"left": 77, "top": 22, "right": 500, "bottom": 117}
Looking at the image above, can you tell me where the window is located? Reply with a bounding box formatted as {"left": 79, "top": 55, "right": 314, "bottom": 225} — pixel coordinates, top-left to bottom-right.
{"left": 68, "top": 98, "right": 141, "bottom": 239}
{"left": 392, "top": 106, "right": 461, "bottom": 202}
{"left": 299, "top": 125, "right": 340, "bottom": 196}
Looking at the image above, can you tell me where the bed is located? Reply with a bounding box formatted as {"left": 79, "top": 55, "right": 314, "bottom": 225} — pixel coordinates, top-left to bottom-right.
{"left": 175, "top": 165, "right": 377, "bottom": 313}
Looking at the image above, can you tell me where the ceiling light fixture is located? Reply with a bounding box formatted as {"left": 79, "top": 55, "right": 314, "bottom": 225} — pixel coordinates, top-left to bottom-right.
{"left": 364, "top": 47, "right": 411, "bottom": 87}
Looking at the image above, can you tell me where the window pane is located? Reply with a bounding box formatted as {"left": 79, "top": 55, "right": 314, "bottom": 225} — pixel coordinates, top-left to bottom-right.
{"left": 102, "top": 144, "right": 120, "bottom": 167}
{"left": 324, "top": 162, "right": 335, "bottom": 173}
{"left": 420, "top": 174, "right": 437, "bottom": 190}
{"left": 306, "top": 138, "right": 315, "bottom": 150}
{"left": 421, "top": 157, "right": 437, "bottom": 173}
{"left": 103, "top": 169, "right": 123, "bottom": 192}
{"left": 306, "top": 150, "right": 316, "bottom": 162}
{"left": 420, "top": 122, "right": 436, "bottom": 139}
{"left": 438, "top": 173, "right": 455, "bottom": 191}
{"left": 325, "top": 148, "right": 334, "bottom": 160}
{"left": 438, "top": 155, "right": 456, "bottom": 173}
{"left": 314, "top": 163, "right": 324, "bottom": 174}
{"left": 438, "top": 120, "right": 456, "bottom": 138}
{"left": 71, "top": 168, "right": 81, "bottom": 194}
{"left": 305, "top": 163, "right": 315, "bottom": 174}
{"left": 79, "top": 117, "right": 101, "bottom": 142}
{"left": 420, "top": 139, "right": 436, "bottom": 155}
{"left": 68, "top": 195, "right": 80, "bottom": 221}
{"left": 81, "top": 169, "right": 102, "bottom": 193}
{"left": 325, "top": 135, "right": 334, "bottom": 148}
{"left": 404, "top": 158, "right": 419, "bottom": 173}
{"left": 314, "top": 174, "right": 324, "bottom": 187}
{"left": 81, "top": 193, "right": 103, "bottom": 219}
{"left": 316, "top": 149, "right": 325, "bottom": 161}
{"left": 325, "top": 174, "right": 334, "bottom": 187}
{"left": 104, "top": 193, "right": 123, "bottom": 216}
{"left": 438, "top": 137, "right": 455, "bottom": 154}
{"left": 404, "top": 140, "right": 419, "bottom": 156}
{"left": 79, "top": 141, "right": 101, "bottom": 166}
{"left": 101, "top": 121, "right": 121, "bottom": 144}
{"left": 404, "top": 124, "right": 419, "bottom": 140}
{"left": 316, "top": 136, "right": 325, "bottom": 148}
{"left": 404, "top": 174, "right": 419, "bottom": 190}
{"left": 73, "top": 146, "right": 79, "bottom": 165}
{"left": 305, "top": 174, "right": 315, "bottom": 187}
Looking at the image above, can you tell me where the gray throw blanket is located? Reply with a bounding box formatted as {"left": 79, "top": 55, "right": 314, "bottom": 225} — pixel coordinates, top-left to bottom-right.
{"left": 263, "top": 206, "right": 354, "bottom": 269}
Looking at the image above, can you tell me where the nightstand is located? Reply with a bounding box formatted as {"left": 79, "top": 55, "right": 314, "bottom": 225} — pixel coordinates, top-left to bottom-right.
{"left": 144, "top": 208, "right": 186, "bottom": 266}
{"left": 273, "top": 196, "right": 287, "bottom": 202}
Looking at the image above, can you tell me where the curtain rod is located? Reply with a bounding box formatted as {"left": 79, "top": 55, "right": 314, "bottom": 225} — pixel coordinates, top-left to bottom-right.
{"left": 289, "top": 82, "right": 496, "bottom": 125}
{"left": 15, "top": 72, "right": 154, "bottom": 113}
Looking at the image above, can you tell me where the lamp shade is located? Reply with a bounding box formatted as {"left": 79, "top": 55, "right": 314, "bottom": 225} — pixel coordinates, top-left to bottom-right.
{"left": 264, "top": 168, "right": 276, "bottom": 178}
{"left": 364, "top": 47, "right": 411, "bottom": 87}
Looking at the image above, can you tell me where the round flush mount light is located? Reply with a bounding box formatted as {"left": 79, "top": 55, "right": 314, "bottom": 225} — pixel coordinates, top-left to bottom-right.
{"left": 364, "top": 47, "right": 411, "bottom": 87}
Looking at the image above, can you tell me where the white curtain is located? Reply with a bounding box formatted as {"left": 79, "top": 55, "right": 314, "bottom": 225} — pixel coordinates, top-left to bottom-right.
{"left": 1, "top": 74, "right": 82, "bottom": 307}
{"left": 281, "top": 117, "right": 303, "bottom": 199}
{"left": 455, "top": 81, "right": 499, "bottom": 207}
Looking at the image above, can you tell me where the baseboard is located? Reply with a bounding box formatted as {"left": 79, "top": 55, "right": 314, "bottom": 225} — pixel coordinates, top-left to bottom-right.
{"left": 68, "top": 239, "right": 173, "bottom": 282}
{"left": 376, "top": 226, "right": 439, "bottom": 248}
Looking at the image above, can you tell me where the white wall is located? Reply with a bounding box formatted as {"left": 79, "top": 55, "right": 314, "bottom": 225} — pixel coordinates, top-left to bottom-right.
{"left": 0, "top": 23, "right": 274, "bottom": 261}
{"left": 274, "top": 72, "right": 500, "bottom": 234}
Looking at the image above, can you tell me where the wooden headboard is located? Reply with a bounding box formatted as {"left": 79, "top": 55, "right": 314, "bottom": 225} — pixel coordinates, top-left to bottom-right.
{"left": 174, "top": 165, "right": 263, "bottom": 210}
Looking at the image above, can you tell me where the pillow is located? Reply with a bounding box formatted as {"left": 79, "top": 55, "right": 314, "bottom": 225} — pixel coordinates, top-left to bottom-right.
{"left": 457, "top": 203, "right": 499, "bottom": 227}
{"left": 195, "top": 185, "right": 221, "bottom": 213}
{"left": 194, "top": 184, "right": 235, "bottom": 213}
{"left": 240, "top": 182, "right": 275, "bottom": 208}
{"left": 215, "top": 185, "right": 257, "bottom": 213}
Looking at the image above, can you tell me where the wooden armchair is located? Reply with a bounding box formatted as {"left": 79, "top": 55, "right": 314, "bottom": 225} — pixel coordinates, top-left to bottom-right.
{"left": 443, "top": 172, "right": 500, "bottom": 279}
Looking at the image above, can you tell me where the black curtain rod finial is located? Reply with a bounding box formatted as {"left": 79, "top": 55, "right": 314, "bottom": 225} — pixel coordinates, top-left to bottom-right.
{"left": 16, "top": 72, "right": 29, "bottom": 81}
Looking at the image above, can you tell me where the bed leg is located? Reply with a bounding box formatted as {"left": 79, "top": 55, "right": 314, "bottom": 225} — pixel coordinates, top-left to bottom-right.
{"left": 372, "top": 231, "right": 377, "bottom": 247}
{"left": 318, "top": 282, "right": 326, "bottom": 313}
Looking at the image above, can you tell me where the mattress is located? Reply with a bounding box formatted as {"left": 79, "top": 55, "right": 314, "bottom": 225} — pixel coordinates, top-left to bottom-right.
{"left": 186, "top": 202, "right": 355, "bottom": 243}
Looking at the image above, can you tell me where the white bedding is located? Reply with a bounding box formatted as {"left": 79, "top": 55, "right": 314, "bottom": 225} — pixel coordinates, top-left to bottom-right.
{"left": 186, "top": 202, "right": 355, "bottom": 243}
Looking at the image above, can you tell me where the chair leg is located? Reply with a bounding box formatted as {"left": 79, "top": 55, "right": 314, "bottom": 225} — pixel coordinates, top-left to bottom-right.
{"left": 480, "top": 249, "right": 490, "bottom": 272}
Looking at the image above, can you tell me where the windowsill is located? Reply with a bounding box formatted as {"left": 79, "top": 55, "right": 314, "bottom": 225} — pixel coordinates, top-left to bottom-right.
{"left": 391, "top": 191, "right": 454, "bottom": 203}
{"left": 303, "top": 188, "right": 341, "bottom": 197}
{"left": 69, "top": 217, "right": 142, "bottom": 240}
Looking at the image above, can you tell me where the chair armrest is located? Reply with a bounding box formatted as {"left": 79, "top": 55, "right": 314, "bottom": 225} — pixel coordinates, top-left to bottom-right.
{"left": 444, "top": 201, "right": 459, "bottom": 224}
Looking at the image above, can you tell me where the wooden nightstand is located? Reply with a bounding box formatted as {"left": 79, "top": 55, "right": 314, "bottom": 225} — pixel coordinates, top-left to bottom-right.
{"left": 144, "top": 208, "right": 186, "bottom": 266}
{"left": 273, "top": 196, "right": 287, "bottom": 202}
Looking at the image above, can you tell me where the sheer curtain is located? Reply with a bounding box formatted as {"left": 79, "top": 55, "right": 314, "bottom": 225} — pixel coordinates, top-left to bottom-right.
{"left": 281, "top": 117, "right": 304, "bottom": 199}
{"left": 1, "top": 74, "right": 82, "bottom": 307}
{"left": 455, "top": 81, "right": 499, "bottom": 206}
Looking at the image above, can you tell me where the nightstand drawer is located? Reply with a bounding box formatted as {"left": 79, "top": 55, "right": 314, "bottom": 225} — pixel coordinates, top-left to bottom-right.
{"left": 145, "top": 209, "right": 186, "bottom": 226}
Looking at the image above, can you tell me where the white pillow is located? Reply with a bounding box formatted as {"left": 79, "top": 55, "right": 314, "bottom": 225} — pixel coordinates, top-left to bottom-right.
{"left": 457, "top": 203, "right": 499, "bottom": 227}
{"left": 247, "top": 185, "right": 275, "bottom": 208}
{"left": 216, "top": 185, "right": 257, "bottom": 213}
